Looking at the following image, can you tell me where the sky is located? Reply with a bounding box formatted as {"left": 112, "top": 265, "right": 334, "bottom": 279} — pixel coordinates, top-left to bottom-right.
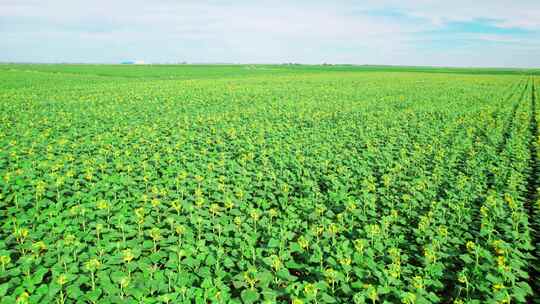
{"left": 1, "top": 0, "right": 540, "bottom": 67}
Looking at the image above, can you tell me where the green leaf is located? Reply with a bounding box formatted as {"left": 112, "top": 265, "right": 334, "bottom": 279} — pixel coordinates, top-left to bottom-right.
{"left": 66, "top": 285, "right": 83, "bottom": 299}
{"left": 256, "top": 271, "right": 273, "bottom": 288}
{"left": 320, "top": 292, "right": 337, "bottom": 303}
{"left": 0, "top": 283, "right": 9, "bottom": 297}
{"left": 85, "top": 288, "right": 102, "bottom": 302}
{"left": 290, "top": 242, "right": 303, "bottom": 252}
{"left": 31, "top": 268, "right": 49, "bottom": 285}
{"left": 459, "top": 254, "right": 473, "bottom": 264}
{"left": 241, "top": 289, "right": 260, "bottom": 304}
{"left": 267, "top": 238, "right": 280, "bottom": 248}
{"left": 110, "top": 271, "right": 127, "bottom": 283}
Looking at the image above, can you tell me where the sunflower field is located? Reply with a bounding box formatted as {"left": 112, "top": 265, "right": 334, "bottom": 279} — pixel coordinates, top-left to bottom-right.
{"left": 0, "top": 64, "right": 539, "bottom": 303}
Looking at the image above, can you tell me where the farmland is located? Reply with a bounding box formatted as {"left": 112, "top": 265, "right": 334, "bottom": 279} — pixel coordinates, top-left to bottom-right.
{"left": 0, "top": 64, "right": 539, "bottom": 303}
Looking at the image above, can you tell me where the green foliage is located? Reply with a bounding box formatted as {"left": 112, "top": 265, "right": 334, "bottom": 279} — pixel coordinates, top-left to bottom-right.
{"left": 0, "top": 65, "right": 538, "bottom": 303}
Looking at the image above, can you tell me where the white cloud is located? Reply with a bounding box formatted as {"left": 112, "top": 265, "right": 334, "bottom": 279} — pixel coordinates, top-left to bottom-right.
{"left": 1, "top": 0, "right": 539, "bottom": 66}
{"left": 353, "top": 0, "right": 540, "bottom": 29}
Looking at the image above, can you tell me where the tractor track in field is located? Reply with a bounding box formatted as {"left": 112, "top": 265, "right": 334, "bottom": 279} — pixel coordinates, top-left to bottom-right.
{"left": 497, "top": 79, "right": 529, "bottom": 154}
{"left": 526, "top": 77, "right": 540, "bottom": 304}
{"left": 471, "top": 79, "right": 524, "bottom": 150}
{"left": 438, "top": 79, "right": 528, "bottom": 303}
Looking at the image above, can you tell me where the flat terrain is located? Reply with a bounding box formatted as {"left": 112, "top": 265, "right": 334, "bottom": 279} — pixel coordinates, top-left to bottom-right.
{"left": 0, "top": 64, "right": 539, "bottom": 303}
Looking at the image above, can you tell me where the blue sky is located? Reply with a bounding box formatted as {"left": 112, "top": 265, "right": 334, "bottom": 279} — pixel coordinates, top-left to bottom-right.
{"left": 1, "top": 0, "right": 540, "bottom": 67}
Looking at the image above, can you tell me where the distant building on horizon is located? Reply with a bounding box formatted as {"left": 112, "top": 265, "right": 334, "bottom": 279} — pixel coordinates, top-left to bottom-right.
{"left": 121, "top": 60, "right": 146, "bottom": 65}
